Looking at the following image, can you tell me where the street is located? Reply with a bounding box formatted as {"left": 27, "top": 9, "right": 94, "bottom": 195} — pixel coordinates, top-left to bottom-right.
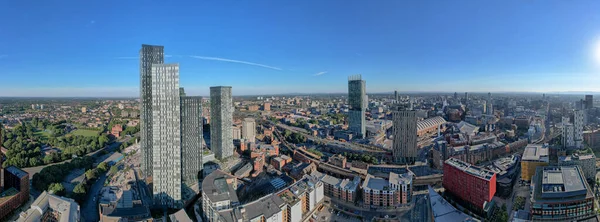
{"left": 81, "top": 173, "right": 108, "bottom": 222}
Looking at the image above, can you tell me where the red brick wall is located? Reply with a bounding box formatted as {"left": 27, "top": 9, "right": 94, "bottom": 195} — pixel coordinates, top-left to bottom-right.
{"left": 443, "top": 163, "right": 496, "bottom": 210}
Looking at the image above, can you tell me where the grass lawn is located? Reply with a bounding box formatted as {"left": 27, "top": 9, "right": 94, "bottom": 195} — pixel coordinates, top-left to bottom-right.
{"left": 70, "top": 129, "right": 100, "bottom": 137}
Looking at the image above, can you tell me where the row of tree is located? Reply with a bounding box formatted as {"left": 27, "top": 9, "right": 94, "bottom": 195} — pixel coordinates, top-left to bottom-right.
{"left": 341, "top": 152, "right": 379, "bottom": 164}
{"left": 283, "top": 130, "right": 307, "bottom": 144}
{"left": 44, "top": 160, "right": 110, "bottom": 203}
{"left": 32, "top": 156, "right": 95, "bottom": 192}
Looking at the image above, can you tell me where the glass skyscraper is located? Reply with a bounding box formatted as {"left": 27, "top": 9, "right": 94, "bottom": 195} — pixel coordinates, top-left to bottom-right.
{"left": 180, "top": 93, "right": 203, "bottom": 186}
{"left": 210, "top": 86, "right": 234, "bottom": 159}
{"left": 140, "top": 44, "right": 164, "bottom": 178}
{"left": 348, "top": 75, "right": 366, "bottom": 139}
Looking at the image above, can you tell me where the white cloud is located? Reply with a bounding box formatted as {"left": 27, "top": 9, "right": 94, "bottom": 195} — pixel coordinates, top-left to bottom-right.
{"left": 189, "top": 55, "right": 282, "bottom": 70}
{"left": 313, "top": 71, "right": 327, "bottom": 76}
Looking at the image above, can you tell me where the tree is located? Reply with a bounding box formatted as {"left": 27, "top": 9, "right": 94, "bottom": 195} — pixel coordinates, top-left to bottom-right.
{"left": 109, "top": 165, "right": 118, "bottom": 175}
{"left": 48, "top": 183, "right": 66, "bottom": 196}
{"left": 72, "top": 183, "right": 87, "bottom": 202}
{"left": 85, "top": 169, "right": 97, "bottom": 180}
{"left": 98, "top": 162, "right": 109, "bottom": 173}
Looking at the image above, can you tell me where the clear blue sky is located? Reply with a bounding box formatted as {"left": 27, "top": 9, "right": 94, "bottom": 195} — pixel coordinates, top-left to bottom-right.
{"left": 2, "top": 0, "right": 600, "bottom": 97}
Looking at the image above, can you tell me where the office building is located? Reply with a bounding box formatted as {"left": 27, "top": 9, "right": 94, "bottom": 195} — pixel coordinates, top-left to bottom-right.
{"left": 574, "top": 109, "right": 584, "bottom": 148}
{"left": 140, "top": 44, "right": 165, "bottom": 177}
{"left": 443, "top": 158, "right": 496, "bottom": 211}
{"left": 521, "top": 144, "right": 549, "bottom": 181}
{"left": 151, "top": 63, "right": 182, "bottom": 208}
{"left": 394, "top": 90, "right": 398, "bottom": 103}
{"left": 558, "top": 153, "right": 596, "bottom": 183}
{"left": 585, "top": 95, "right": 593, "bottom": 109}
{"left": 17, "top": 191, "right": 80, "bottom": 222}
{"left": 242, "top": 118, "right": 256, "bottom": 141}
{"left": 210, "top": 86, "right": 234, "bottom": 159}
{"left": 530, "top": 166, "right": 594, "bottom": 221}
{"left": 363, "top": 172, "right": 413, "bottom": 208}
{"left": 392, "top": 109, "right": 417, "bottom": 164}
{"left": 180, "top": 93, "right": 204, "bottom": 186}
{"left": 348, "top": 75, "right": 366, "bottom": 139}
{"left": 0, "top": 166, "right": 29, "bottom": 220}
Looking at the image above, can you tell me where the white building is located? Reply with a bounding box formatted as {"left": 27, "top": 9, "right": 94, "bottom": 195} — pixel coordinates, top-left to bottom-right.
{"left": 574, "top": 110, "right": 584, "bottom": 148}
{"left": 17, "top": 191, "right": 80, "bottom": 222}
{"left": 242, "top": 118, "right": 256, "bottom": 141}
{"left": 232, "top": 127, "right": 241, "bottom": 140}
{"left": 202, "top": 170, "right": 324, "bottom": 222}
{"left": 151, "top": 63, "right": 183, "bottom": 208}
{"left": 563, "top": 123, "right": 575, "bottom": 148}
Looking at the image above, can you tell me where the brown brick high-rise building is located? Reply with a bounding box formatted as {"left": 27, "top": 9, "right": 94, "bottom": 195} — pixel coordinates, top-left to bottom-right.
{"left": 0, "top": 166, "right": 30, "bottom": 220}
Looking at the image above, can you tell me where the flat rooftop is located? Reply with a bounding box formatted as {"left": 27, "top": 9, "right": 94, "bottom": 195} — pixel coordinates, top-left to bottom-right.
{"left": 5, "top": 166, "right": 28, "bottom": 178}
{"left": 522, "top": 144, "right": 549, "bottom": 162}
{"left": 445, "top": 158, "right": 495, "bottom": 181}
{"left": 0, "top": 187, "right": 19, "bottom": 205}
{"left": 533, "top": 166, "right": 593, "bottom": 202}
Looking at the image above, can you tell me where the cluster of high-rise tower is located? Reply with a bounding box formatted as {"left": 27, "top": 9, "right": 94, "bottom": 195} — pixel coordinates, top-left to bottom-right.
{"left": 139, "top": 44, "right": 234, "bottom": 208}
{"left": 347, "top": 75, "right": 417, "bottom": 165}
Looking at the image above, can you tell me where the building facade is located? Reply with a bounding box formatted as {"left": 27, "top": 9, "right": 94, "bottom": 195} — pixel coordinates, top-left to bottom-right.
{"left": 17, "top": 191, "right": 80, "bottom": 222}
{"left": 151, "top": 63, "right": 182, "bottom": 208}
{"left": 530, "top": 166, "right": 595, "bottom": 221}
{"left": 0, "top": 166, "right": 29, "bottom": 221}
{"left": 574, "top": 109, "right": 584, "bottom": 148}
{"left": 210, "top": 86, "right": 234, "bottom": 160}
{"left": 140, "top": 44, "right": 165, "bottom": 178}
{"left": 242, "top": 118, "right": 256, "bottom": 141}
{"left": 180, "top": 95, "right": 204, "bottom": 186}
{"left": 392, "top": 110, "right": 417, "bottom": 164}
{"left": 312, "top": 171, "right": 360, "bottom": 203}
{"left": 362, "top": 172, "right": 413, "bottom": 208}
{"left": 563, "top": 123, "right": 575, "bottom": 148}
{"left": 585, "top": 95, "right": 593, "bottom": 109}
{"left": 558, "top": 153, "right": 596, "bottom": 183}
{"left": 443, "top": 158, "right": 496, "bottom": 211}
{"left": 521, "top": 144, "right": 549, "bottom": 181}
{"left": 348, "top": 75, "right": 366, "bottom": 139}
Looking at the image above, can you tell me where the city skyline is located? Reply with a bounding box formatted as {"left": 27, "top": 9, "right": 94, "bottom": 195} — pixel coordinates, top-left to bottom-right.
{"left": 3, "top": 1, "right": 600, "bottom": 96}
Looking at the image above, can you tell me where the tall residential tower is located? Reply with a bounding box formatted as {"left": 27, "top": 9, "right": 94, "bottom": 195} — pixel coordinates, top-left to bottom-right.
{"left": 180, "top": 90, "right": 203, "bottom": 186}
{"left": 392, "top": 109, "right": 417, "bottom": 164}
{"left": 140, "top": 44, "right": 164, "bottom": 178}
{"left": 210, "top": 86, "right": 234, "bottom": 159}
{"left": 348, "top": 75, "right": 366, "bottom": 139}
{"left": 151, "top": 64, "right": 182, "bottom": 207}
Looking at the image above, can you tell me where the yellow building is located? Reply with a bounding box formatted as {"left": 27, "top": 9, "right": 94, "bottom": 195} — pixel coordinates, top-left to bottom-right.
{"left": 520, "top": 144, "right": 549, "bottom": 181}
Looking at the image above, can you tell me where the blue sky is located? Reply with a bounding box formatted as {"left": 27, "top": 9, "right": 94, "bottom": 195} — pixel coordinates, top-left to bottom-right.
{"left": 2, "top": 1, "right": 600, "bottom": 97}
